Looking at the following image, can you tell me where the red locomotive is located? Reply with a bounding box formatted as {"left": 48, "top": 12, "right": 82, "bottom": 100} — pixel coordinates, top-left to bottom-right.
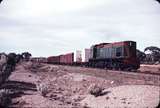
{"left": 88, "top": 41, "right": 140, "bottom": 70}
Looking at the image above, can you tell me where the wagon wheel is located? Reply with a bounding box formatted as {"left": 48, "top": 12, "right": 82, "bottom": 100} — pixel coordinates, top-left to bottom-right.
{"left": 116, "top": 63, "right": 121, "bottom": 70}
{"left": 126, "top": 66, "right": 133, "bottom": 71}
{"left": 119, "top": 65, "right": 125, "bottom": 71}
{"left": 112, "top": 63, "right": 117, "bottom": 70}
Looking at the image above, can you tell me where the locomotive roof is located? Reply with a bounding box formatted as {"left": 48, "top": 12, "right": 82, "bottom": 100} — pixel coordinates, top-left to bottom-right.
{"left": 93, "top": 41, "right": 136, "bottom": 47}
{"left": 94, "top": 43, "right": 110, "bottom": 47}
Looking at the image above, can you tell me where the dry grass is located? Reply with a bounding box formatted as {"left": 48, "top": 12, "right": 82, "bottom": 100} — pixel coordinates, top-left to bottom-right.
{"left": 36, "top": 82, "right": 49, "bottom": 97}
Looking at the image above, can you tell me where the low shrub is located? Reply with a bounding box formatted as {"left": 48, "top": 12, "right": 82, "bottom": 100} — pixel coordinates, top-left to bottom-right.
{"left": 36, "top": 82, "right": 49, "bottom": 97}
{"left": 88, "top": 83, "right": 105, "bottom": 97}
{"left": 0, "top": 89, "right": 11, "bottom": 107}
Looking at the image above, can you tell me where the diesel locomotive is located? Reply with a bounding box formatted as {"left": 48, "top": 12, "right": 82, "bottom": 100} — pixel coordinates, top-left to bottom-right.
{"left": 88, "top": 41, "right": 140, "bottom": 70}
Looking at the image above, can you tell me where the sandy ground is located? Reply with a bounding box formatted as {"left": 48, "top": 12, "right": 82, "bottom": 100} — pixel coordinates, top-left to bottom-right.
{"left": 81, "top": 85, "right": 159, "bottom": 108}
{"left": 1, "top": 62, "right": 159, "bottom": 108}
{"left": 139, "top": 64, "right": 160, "bottom": 75}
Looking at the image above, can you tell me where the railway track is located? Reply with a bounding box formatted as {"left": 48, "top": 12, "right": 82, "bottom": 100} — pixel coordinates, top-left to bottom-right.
{"left": 110, "top": 68, "right": 160, "bottom": 76}
{"left": 68, "top": 64, "right": 160, "bottom": 76}
{"left": 56, "top": 65, "right": 160, "bottom": 86}
{"left": 47, "top": 62, "right": 160, "bottom": 76}
{"left": 136, "top": 71, "right": 160, "bottom": 76}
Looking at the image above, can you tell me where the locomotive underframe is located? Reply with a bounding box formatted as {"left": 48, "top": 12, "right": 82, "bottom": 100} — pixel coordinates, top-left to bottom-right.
{"left": 88, "top": 58, "right": 139, "bottom": 70}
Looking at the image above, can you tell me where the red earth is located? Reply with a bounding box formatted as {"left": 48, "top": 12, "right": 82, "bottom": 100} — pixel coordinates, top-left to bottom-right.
{"left": 1, "top": 62, "right": 159, "bottom": 108}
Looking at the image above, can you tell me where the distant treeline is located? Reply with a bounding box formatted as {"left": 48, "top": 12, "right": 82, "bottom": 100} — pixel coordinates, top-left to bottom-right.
{"left": 137, "top": 46, "right": 160, "bottom": 64}
{"left": 0, "top": 52, "right": 32, "bottom": 85}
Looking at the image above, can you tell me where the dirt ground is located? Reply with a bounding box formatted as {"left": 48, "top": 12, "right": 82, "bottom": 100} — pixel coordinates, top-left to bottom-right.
{"left": 1, "top": 62, "right": 160, "bottom": 108}
{"left": 139, "top": 64, "right": 160, "bottom": 75}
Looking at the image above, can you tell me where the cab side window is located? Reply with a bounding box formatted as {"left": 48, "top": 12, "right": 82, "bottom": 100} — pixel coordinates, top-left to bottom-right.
{"left": 116, "top": 47, "right": 122, "bottom": 57}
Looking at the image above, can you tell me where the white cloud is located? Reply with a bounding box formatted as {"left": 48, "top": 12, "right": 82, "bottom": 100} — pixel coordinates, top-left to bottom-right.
{"left": 0, "top": 0, "right": 160, "bottom": 57}
{"left": 0, "top": 0, "right": 110, "bottom": 18}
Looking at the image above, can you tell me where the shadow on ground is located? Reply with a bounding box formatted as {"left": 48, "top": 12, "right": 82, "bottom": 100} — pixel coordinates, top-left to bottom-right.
{"left": 0, "top": 80, "right": 36, "bottom": 91}
{"left": 0, "top": 80, "right": 37, "bottom": 98}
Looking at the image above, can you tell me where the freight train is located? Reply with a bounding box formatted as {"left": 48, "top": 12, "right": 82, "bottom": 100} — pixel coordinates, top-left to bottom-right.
{"left": 46, "top": 41, "right": 140, "bottom": 70}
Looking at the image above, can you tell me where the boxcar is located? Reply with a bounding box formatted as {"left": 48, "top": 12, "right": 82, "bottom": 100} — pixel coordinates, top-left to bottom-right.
{"left": 89, "top": 41, "right": 140, "bottom": 70}
{"left": 60, "top": 53, "right": 74, "bottom": 65}
{"left": 47, "top": 56, "right": 60, "bottom": 64}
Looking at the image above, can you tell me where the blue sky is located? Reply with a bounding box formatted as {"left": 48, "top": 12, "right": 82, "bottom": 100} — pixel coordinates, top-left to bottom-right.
{"left": 0, "top": 0, "right": 160, "bottom": 57}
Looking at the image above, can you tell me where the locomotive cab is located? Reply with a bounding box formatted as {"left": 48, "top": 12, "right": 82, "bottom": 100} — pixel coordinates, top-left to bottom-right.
{"left": 123, "top": 41, "right": 140, "bottom": 70}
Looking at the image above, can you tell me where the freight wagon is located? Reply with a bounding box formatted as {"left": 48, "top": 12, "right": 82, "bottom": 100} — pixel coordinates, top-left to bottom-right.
{"left": 47, "top": 56, "right": 60, "bottom": 64}
{"left": 47, "top": 53, "right": 74, "bottom": 65}
{"left": 60, "top": 53, "right": 74, "bottom": 65}
{"left": 88, "top": 41, "right": 140, "bottom": 70}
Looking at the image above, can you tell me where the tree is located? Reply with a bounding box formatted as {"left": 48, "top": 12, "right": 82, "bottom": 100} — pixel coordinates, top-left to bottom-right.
{"left": 145, "top": 46, "right": 160, "bottom": 52}
{"left": 22, "top": 52, "right": 32, "bottom": 61}
{"left": 15, "top": 54, "right": 23, "bottom": 63}
{"left": 144, "top": 46, "right": 160, "bottom": 63}
{"left": 136, "top": 49, "right": 146, "bottom": 63}
{"left": 0, "top": 53, "right": 7, "bottom": 71}
{"left": 7, "top": 53, "right": 17, "bottom": 71}
{"left": 156, "top": 0, "right": 160, "bottom": 3}
{"left": 7, "top": 53, "right": 16, "bottom": 66}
